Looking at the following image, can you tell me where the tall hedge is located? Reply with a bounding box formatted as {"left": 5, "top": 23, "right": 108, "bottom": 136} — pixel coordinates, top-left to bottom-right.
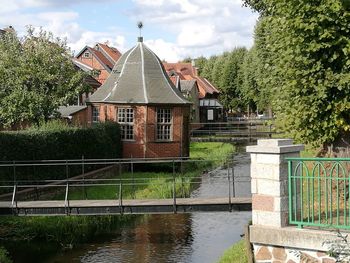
{"left": 0, "top": 122, "right": 121, "bottom": 181}
{"left": 0, "top": 122, "right": 121, "bottom": 161}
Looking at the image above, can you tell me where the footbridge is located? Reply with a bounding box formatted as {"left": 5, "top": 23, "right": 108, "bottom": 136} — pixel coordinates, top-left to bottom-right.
{"left": 0, "top": 158, "right": 251, "bottom": 216}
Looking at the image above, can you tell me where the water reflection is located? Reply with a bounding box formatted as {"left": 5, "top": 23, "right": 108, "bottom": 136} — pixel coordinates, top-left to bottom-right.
{"left": 44, "top": 146, "right": 252, "bottom": 263}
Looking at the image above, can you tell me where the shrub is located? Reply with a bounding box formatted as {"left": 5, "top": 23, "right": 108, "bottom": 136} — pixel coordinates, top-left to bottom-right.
{"left": 0, "top": 122, "right": 121, "bottom": 181}
{"left": 0, "top": 246, "right": 12, "bottom": 263}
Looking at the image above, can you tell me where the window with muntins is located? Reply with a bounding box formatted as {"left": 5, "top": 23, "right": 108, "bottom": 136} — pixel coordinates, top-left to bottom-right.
{"left": 92, "top": 107, "right": 100, "bottom": 123}
{"left": 118, "top": 108, "right": 134, "bottom": 140}
{"left": 157, "top": 108, "right": 172, "bottom": 141}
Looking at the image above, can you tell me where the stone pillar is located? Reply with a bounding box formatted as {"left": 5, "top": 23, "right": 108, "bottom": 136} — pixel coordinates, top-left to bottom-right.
{"left": 247, "top": 139, "right": 304, "bottom": 227}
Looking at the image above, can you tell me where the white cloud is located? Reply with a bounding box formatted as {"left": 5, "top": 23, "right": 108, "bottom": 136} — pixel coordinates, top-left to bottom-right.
{"left": 70, "top": 31, "right": 127, "bottom": 54}
{"left": 130, "top": 0, "right": 258, "bottom": 59}
{"left": 0, "top": 0, "right": 258, "bottom": 62}
{"left": 0, "top": 7, "right": 127, "bottom": 55}
{"left": 145, "top": 39, "right": 184, "bottom": 62}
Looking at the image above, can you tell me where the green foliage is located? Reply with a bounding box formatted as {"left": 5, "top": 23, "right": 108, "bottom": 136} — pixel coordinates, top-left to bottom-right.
{"left": 200, "top": 55, "right": 218, "bottom": 81}
{"left": 0, "top": 26, "right": 91, "bottom": 127}
{"left": 0, "top": 215, "right": 133, "bottom": 246}
{"left": 217, "top": 239, "right": 248, "bottom": 263}
{"left": 198, "top": 48, "right": 249, "bottom": 111}
{"left": 0, "top": 122, "right": 121, "bottom": 180}
{"left": 245, "top": 0, "right": 350, "bottom": 146}
{"left": 220, "top": 48, "right": 247, "bottom": 111}
{"left": 193, "top": 56, "right": 207, "bottom": 75}
{"left": 0, "top": 246, "right": 12, "bottom": 263}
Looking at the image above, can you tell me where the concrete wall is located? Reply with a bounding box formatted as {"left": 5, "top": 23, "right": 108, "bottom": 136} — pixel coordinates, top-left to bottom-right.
{"left": 247, "top": 139, "right": 340, "bottom": 263}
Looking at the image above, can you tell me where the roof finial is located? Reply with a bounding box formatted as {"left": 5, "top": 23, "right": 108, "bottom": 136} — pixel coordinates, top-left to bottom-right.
{"left": 137, "top": 21, "right": 143, "bottom": 42}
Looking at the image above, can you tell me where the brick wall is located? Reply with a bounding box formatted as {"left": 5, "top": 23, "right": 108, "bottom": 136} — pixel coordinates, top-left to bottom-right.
{"left": 254, "top": 244, "right": 336, "bottom": 263}
{"left": 77, "top": 53, "right": 110, "bottom": 84}
{"left": 71, "top": 109, "right": 88, "bottom": 126}
{"left": 87, "top": 104, "right": 190, "bottom": 158}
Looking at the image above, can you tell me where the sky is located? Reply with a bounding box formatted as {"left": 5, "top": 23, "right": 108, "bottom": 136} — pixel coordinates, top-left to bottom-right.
{"left": 0, "top": 0, "right": 258, "bottom": 62}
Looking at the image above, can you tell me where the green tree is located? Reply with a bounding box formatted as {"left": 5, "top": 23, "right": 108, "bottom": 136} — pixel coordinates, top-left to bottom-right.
{"left": 219, "top": 47, "right": 247, "bottom": 111}
{"left": 240, "top": 47, "right": 259, "bottom": 113}
{"left": 200, "top": 55, "right": 217, "bottom": 81}
{"left": 245, "top": 0, "right": 350, "bottom": 145}
{"left": 194, "top": 56, "right": 207, "bottom": 75}
{"left": 0, "top": 27, "right": 90, "bottom": 127}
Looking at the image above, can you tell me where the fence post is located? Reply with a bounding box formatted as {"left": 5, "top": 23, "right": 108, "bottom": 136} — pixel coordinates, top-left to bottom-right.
{"left": 11, "top": 184, "right": 17, "bottom": 215}
{"left": 82, "top": 155, "right": 87, "bottom": 200}
{"left": 227, "top": 158, "right": 232, "bottom": 212}
{"left": 131, "top": 156, "right": 135, "bottom": 199}
{"left": 173, "top": 159, "right": 177, "bottom": 213}
{"left": 119, "top": 178, "right": 123, "bottom": 215}
{"left": 247, "top": 139, "right": 304, "bottom": 227}
{"left": 232, "top": 154, "right": 235, "bottom": 197}
{"left": 64, "top": 180, "right": 70, "bottom": 215}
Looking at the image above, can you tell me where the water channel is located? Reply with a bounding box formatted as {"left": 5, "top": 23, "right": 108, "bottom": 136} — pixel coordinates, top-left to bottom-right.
{"left": 12, "top": 145, "right": 252, "bottom": 263}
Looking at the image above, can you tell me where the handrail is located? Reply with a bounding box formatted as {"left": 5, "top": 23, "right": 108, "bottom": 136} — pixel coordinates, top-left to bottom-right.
{"left": 287, "top": 157, "right": 350, "bottom": 161}
{"left": 0, "top": 158, "right": 220, "bottom": 167}
{"left": 64, "top": 181, "right": 70, "bottom": 215}
{"left": 288, "top": 158, "right": 350, "bottom": 230}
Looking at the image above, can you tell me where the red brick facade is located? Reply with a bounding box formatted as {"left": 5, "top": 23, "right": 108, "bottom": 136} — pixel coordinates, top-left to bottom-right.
{"left": 76, "top": 52, "right": 110, "bottom": 84}
{"left": 88, "top": 104, "right": 190, "bottom": 158}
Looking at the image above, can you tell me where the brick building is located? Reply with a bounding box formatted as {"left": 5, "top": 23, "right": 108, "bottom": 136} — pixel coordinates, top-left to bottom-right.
{"left": 87, "top": 37, "right": 191, "bottom": 158}
{"left": 75, "top": 43, "right": 122, "bottom": 84}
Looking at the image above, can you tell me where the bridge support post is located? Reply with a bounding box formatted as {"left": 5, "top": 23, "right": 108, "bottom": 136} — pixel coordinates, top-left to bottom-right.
{"left": 247, "top": 139, "right": 304, "bottom": 227}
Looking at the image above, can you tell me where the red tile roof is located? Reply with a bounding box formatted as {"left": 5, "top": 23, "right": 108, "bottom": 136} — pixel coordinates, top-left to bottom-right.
{"left": 89, "top": 47, "right": 114, "bottom": 70}
{"left": 163, "top": 62, "right": 219, "bottom": 99}
{"left": 163, "top": 63, "right": 197, "bottom": 76}
{"left": 96, "top": 43, "right": 122, "bottom": 63}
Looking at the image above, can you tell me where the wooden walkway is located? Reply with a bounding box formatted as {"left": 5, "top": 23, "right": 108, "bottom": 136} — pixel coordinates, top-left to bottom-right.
{"left": 0, "top": 197, "right": 252, "bottom": 216}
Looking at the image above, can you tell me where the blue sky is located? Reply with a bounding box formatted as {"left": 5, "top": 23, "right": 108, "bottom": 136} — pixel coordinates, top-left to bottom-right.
{"left": 0, "top": 0, "right": 258, "bottom": 61}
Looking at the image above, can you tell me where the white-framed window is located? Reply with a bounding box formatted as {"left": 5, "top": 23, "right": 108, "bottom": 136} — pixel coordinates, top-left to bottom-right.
{"left": 84, "top": 52, "right": 90, "bottom": 58}
{"left": 118, "top": 108, "right": 134, "bottom": 140}
{"left": 92, "top": 106, "right": 100, "bottom": 123}
{"left": 157, "top": 108, "right": 172, "bottom": 141}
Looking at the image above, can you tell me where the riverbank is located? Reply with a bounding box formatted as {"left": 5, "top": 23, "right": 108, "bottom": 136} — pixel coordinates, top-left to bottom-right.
{"left": 0, "top": 142, "right": 235, "bottom": 262}
{"left": 218, "top": 239, "right": 248, "bottom": 263}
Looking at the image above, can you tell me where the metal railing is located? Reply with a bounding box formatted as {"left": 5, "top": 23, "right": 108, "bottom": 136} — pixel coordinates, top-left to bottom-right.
{"left": 288, "top": 158, "right": 350, "bottom": 229}
{"left": 0, "top": 157, "right": 250, "bottom": 215}
{"left": 189, "top": 121, "right": 277, "bottom": 139}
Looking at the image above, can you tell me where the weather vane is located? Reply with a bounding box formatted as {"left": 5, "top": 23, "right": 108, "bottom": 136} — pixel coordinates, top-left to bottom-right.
{"left": 137, "top": 21, "right": 143, "bottom": 37}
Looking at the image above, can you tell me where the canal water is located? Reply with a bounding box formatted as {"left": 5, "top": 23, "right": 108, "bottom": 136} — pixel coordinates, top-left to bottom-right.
{"left": 39, "top": 146, "right": 252, "bottom": 263}
{"left": 4, "top": 146, "right": 250, "bottom": 263}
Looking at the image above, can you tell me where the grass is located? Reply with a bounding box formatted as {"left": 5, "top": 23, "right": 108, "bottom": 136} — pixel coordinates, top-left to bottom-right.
{"left": 217, "top": 239, "right": 248, "bottom": 263}
{"left": 50, "top": 142, "right": 235, "bottom": 201}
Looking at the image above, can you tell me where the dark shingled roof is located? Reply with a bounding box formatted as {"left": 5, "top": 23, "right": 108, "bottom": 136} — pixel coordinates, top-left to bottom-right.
{"left": 58, "top": 106, "right": 87, "bottom": 117}
{"left": 88, "top": 38, "right": 190, "bottom": 105}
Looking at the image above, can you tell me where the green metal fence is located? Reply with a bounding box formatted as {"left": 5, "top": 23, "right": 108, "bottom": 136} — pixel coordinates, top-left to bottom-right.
{"left": 287, "top": 158, "right": 350, "bottom": 229}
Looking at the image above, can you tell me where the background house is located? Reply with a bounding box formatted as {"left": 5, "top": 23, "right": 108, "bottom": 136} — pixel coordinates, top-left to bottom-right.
{"left": 75, "top": 43, "right": 122, "bottom": 84}
{"left": 86, "top": 37, "right": 191, "bottom": 158}
{"left": 163, "top": 62, "right": 223, "bottom": 123}
{"left": 180, "top": 80, "right": 200, "bottom": 123}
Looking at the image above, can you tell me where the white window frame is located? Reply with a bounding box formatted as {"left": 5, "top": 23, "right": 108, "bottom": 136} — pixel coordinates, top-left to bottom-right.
{"left": 156, "top": 108, "right": 172, "bottom": 141}
{"left": 84, "top": 52, "right": 90, "bottom": 58}
{"left": 117, "top": 107, "right": 134, "bottom": 141}
{"left": 92, "top": 106, "right": 100, "bottom": 123}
